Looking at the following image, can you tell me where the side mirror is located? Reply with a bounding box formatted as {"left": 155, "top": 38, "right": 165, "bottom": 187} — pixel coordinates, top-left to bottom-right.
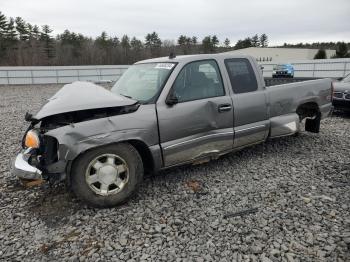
{"left": 166, "top": 92, "right": 179, "bottom": 106}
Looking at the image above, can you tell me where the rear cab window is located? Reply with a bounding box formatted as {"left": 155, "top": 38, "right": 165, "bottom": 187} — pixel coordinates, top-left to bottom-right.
{"left": 224, "top": 58, "right": 258, "bottom": 94}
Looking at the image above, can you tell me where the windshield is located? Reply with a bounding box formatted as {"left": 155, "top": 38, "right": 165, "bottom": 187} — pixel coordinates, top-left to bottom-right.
{"left": 111, "top": 62, "right": 176, "bottom": 103}
{"left": 274, "top": 65, "right": 287, "bottom": 70}
{"left": 342, "top": 74, "right": 350, "bottom": 82}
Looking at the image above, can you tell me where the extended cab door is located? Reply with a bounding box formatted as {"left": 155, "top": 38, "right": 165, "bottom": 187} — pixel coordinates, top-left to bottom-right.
{"left": 156, "top": 59, "right": 234, "bottom": 167}
{"left": 224, "top": 58, "right": 269, "bottom": 148}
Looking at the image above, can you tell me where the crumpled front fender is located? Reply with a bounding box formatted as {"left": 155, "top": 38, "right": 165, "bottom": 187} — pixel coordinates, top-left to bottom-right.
{"left": 45, "top": 106, "right": 160, "bottom": 174}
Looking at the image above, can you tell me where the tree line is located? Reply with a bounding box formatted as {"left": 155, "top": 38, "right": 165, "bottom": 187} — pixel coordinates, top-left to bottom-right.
{"left": 279, "top": 42, "right": 350, "bottom": 59}
{"left": 0, "top": 11, "right": 349, "bottom": 66}
{"left": 0, "top": 12, "right": 239, "bottom": 66}
{"left": 0, "top": 11, "right": 272, "bottom": 66}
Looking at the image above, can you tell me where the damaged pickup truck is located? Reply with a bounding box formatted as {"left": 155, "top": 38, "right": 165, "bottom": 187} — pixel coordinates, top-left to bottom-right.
{"left": 13, "top": 54, "right": 333, "bottom": 207}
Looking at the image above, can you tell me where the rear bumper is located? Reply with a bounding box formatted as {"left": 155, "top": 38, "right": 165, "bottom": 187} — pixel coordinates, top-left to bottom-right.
{"left": 12, "top": 149, "right": 43, "bottom": 180}
{"left": 319, "top": 103, "right": 333, "bottom": 118}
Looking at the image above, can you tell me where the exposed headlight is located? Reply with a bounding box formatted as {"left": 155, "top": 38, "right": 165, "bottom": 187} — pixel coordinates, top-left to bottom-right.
{"left": 24, "top": 130, "right": 40, "bottom": 148}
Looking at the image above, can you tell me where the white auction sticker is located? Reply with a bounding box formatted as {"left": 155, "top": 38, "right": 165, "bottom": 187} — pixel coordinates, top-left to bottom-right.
{"left": 155, "top": 63, "right": 175, "bottom": 70}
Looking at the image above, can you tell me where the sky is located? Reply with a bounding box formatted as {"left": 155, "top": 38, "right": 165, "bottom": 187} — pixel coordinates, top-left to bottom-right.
{"left": 1, "top": 0, "right": 350, "bottom": 46}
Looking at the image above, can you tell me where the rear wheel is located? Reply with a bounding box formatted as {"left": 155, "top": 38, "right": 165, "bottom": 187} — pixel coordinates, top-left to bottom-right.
{"left": 71, "top": 143, "right": 143, "bottom": 207}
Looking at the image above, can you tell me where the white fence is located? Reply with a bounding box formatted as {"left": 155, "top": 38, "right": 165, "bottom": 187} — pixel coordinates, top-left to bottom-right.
{"left": 1, "top": 58, "right": 350, "bottom": 85}
{"left": 260, "top": 58, "right": 350, "bottom": 78}
{"left": 0, "top": 65, "right": 129, "bottom": 85}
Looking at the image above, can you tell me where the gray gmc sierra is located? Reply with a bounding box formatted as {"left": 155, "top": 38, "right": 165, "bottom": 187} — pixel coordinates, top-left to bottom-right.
{"left": 13, "top": 53, "right": 333, "bottom": 207}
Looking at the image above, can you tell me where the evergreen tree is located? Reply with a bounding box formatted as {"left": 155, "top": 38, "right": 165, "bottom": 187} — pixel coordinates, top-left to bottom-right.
{"left": 15, "top": 17, "right": 29, "bottom": 41}
{"left": 259, "top": 33, "right": 268, "bottom": 47}
{"left": 32, "top": 25, "right": 40, "bottom": 40}
{"left": 234, "top": 37, "right": 253, "bottom": 50}
{"left": 0, "top": 12, "right": 8, "bottom": 59}
{"left": 201, "top": 35, "right": 219, "bottom": 53}
{"left": 202, "top": 36, "right": 212, "bottom": 53}
{"left": 3, "top": 17, "right": 18, "bottom": 65}
{"left": 177, "top": 35, "right": 186, "bottom": 46}
{"left": 96, "top": 31, "right": 109, "bottom": 48}
{"left": 5, "top": 18, "right": 17, "bottom": 41}
{"left": 40, "top": 25, "right": 55, "bottom": 61}
{"left": 121, "top": 35, "right": 130, "bottom": 50}
{"left": 211, "top": 35, "right": 219, "bottom": 50}
{"left": 145, "top": 32, "right": 162, "bottom": 56}
{"left": 334, "top": 42, "right": 349, "bottom": 58}
{"left": 0, "top": 12, "right": 7, "bottom": 36}
{"left": 27, "top": 23, "right": 34, "bottom": 40}
{"left": 224, "top": 38, "right": 231, "bottom": 48}
{"left": 130, "top": 37, "right": 142, "bottom": 50}
{"left": 191, "top": 36, "right": 198, "bottom": 45}
{"left": 59, "top": 29, "right": 71, "bottom": 45}
{"left": 251, "top": 34, "right": 260, "bottom": 47}
{"left": 130, "top": 37, "right": 143, "bottom": 62}
{"left": 121, "top": 34, "right": 131, "bottom": 62}
{"left": 178, "top": 35, "right": 190, "bottom": 54}
{"left": 314, "top": 49, "right": 327, "bottom": 59}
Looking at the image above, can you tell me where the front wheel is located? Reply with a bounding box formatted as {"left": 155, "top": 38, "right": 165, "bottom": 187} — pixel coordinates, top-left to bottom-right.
{"left": 71, "top": 143, "right": 143, "bottom": 207}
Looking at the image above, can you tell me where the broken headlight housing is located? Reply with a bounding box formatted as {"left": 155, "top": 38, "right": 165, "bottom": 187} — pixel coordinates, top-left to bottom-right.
{"left": 24, "top": 129, "right": 41, "bottom": 149}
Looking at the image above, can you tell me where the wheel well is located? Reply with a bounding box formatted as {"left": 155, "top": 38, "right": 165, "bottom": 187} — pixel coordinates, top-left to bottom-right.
{"left": 296, "top": 102, "right": 320, "bottom": 120}
{"left": 67, "top": 140, "right": 155, "bottom": 186}
{"left": 127, "top": 140, "right": 154, "bottom": 174}
{"left": 296, "top": 102, "right": 322, "bottom": 133}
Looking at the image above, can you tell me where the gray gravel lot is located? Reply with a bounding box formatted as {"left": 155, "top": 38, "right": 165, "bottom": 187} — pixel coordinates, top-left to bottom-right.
{"left": 0, "top": 84, "right": 349, "bottom": 262}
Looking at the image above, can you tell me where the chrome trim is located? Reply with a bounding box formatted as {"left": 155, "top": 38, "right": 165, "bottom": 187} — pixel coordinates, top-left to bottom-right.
{"left": 333, "top": 91, "right": 350, "bottom": 100}
{"left": 164, "top": 131, "right": 234, "bottom": 150}
{"left": 235, "top": 124, "right": 266, "bottom": 134}
{"left": 12, "top": 152, "right": 42, "bottom": 180}
{"left": 218, "top": 106, "right": 232, "bottom": 112}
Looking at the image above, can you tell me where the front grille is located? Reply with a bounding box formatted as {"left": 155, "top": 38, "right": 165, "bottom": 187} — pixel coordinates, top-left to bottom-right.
{"left": 333, "top": 99, "right": 350, "bottom": 108}
{"left": 333, "top": 92, "right": 343, "bottom": 98}
{"left": 40, "top": 135, "right": 58, "bottom": 165}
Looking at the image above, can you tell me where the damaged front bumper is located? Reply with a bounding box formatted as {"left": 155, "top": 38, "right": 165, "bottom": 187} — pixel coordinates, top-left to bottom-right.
{"left": 12, "top": 149, "right": 43, "bottom": 180}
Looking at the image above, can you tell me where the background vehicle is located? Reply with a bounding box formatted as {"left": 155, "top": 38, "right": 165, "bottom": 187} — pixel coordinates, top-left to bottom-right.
{"left": 272, "top": 64, "right": 294, "bottom": 78}
{"left": 13, "top": 54, "right": 332, "bottom": 207}
{"left": 332, "top": 74, "right": 350, "bottom": 111}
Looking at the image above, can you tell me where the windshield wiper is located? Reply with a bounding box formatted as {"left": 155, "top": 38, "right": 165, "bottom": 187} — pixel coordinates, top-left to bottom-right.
{"left": 120, "top": 93, "right": 133, "bottom": 99}
{"left": 119, "top": 93, "right": 140, "bottom": 103}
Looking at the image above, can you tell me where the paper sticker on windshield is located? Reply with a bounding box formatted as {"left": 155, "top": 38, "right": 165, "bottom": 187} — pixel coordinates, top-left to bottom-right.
{"left": 155, "top": 63, "right": 175, "bottom": 70}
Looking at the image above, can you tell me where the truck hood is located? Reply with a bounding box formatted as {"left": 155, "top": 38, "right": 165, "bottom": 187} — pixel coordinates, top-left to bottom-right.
{"left": 333, "top": 82, "right": 350, "bottom": 93}
{"left": 34, "top": 81, "right": 137, "bottom": 120}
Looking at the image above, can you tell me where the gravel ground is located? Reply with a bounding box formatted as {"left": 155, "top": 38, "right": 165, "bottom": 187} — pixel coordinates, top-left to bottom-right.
{"left": 0, "top": 84, "right": 349, "bottom": 262}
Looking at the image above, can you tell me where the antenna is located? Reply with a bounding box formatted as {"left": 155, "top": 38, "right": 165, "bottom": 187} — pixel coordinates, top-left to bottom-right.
{"left": 169, "top": 52, "right": 176, "bottom": 59}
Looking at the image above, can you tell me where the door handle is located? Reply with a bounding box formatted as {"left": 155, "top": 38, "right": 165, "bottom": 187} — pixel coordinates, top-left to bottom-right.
{"left": 218, "top": 104, "right": 232, "bottom": 113}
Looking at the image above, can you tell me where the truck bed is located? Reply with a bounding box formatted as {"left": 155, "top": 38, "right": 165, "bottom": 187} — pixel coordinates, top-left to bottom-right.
{"left": 266, "top": 78, "right": 332, "bottom": 137}
{"left": 264, "top": 77, "right": 320, "bottom": 87}
{"left": 267, "top": 78, "right": 332, "bottom": 118}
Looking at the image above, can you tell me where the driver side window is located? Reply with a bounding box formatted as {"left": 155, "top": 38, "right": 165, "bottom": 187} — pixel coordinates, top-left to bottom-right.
{"left": 172, "top": 60, "right": 225, "bottom": 102}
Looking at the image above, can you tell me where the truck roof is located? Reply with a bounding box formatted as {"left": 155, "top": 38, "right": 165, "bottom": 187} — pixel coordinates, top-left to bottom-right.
{"left": 135, "top": 53, "right": 254, "bottom": 64}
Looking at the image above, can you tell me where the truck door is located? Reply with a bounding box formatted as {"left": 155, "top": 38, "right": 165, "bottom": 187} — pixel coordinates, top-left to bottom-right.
{"left": 224, "top": 58, "right": 269, "bottom": 148}
{"left": 156, "top": 59, "right": 234, "bottom": 167}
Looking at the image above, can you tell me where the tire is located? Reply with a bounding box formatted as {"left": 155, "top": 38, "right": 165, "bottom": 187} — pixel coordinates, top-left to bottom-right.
{"left": 305, "top": 113, "right": 321, "bottom": 133}
{"left": 71, "top": 143, "right": 143, "bottom": 207}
